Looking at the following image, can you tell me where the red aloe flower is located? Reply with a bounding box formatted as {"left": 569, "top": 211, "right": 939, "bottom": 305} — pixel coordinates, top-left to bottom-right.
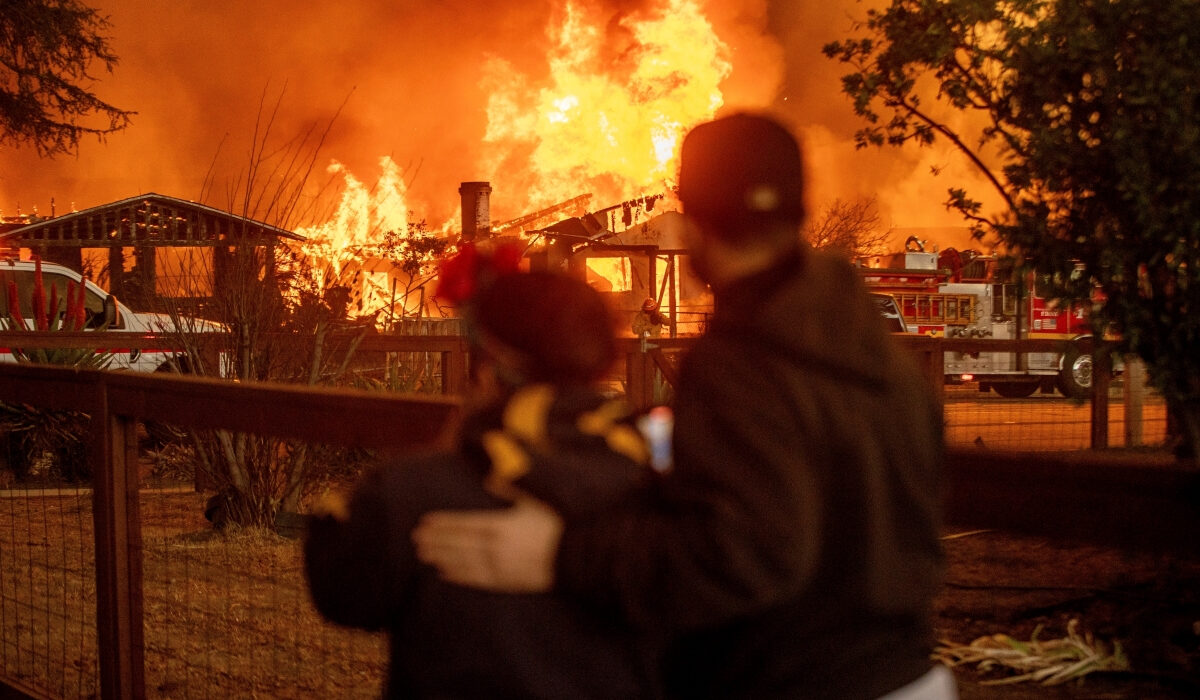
{"left": 65, "top": 281, "right": 78, "bottom": 331}
{"left": 32, "top": 258, "right": 47, "bottom": 331}
{"left": 6, "top": 280, "right": 25, "bottom": 328}
{"left": 48, "top": 283, "right": 59, "bottom": 331}
{"left": 75, "top": 279, "right": 88, "bottom": 329}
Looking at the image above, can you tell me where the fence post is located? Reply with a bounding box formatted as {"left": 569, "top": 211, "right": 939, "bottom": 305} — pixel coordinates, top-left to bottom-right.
{"left": 91, "top": 379, "right": 146, "bottom": 700}
{"left": 648, "top": 348, "right": 679, "bottom": 390}
{"left": 1090, "top": 345, "right": 1112, "bottom": 449}
{"left": 900, "top": 335, "right": 944, "bottom": 404}
{"left": 926, "top": 338, "right": 945, "bottom": 408}
{"left": 441, "top": 338, "right": 469, "bottom": 395}
{"left": 1124, "top": 355, "right": 1146, "bottom": 447}
{"left": 626, "top": 345, "right": 652, "bottom": 411}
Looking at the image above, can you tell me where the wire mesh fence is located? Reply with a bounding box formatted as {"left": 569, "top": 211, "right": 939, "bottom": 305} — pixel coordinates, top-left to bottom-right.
{"left": 1, "top": 445, "right": 391, "bottom": 699}
{"left": 138, "top": 486, "right": 386, "bottom": 699}
{"left": 628, "top": 340, "right": 1171, "bottom": 454}
{"left": 0, "top": 486, "right": 98, "bottom": 698}
{"left": 943, "top": 380, "right": 1169, "bottom": 451}
{"left": 0, "top": 337, "right": 1186, "bottom": 699}
{"left": 0, "top": 364, "right": 458, "bottom": 700}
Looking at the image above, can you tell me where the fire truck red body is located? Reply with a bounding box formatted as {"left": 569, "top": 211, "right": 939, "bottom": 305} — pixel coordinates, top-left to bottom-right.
{"left": 860, "top": 243, "right": 1095, "bottom": 398}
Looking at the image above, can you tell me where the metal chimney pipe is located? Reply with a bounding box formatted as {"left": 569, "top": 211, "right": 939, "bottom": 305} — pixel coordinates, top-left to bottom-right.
{"left": 459, "top": 181, "right": 492, "bottom": 242}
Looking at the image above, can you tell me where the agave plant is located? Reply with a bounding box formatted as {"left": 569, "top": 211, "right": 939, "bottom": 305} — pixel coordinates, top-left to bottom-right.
{"left": 0, "top": 258, "right": 111, "bottom": 482}
{"left": 4, "top": 257, "right": 113, "bottom": 368}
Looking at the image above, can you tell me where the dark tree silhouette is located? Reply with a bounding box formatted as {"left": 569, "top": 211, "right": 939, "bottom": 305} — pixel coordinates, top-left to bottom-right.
{"left": 804, "top": 196, "right": 889, "bottom": 260}
{"left": 826, "top": 0, "right": 1200, "bottom": 457}
{"left": 1, "top": 0, "right": 133, "bottom": 156}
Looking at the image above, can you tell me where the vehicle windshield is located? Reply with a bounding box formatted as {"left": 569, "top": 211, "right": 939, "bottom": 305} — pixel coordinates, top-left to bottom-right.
{"left": 870, "top": 293, "right": 908, "bottom": 333}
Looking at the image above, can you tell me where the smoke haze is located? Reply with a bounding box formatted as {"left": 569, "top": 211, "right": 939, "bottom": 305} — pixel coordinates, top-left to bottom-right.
{"left": 0, "top": 0, "right": 995, "bottom": 250}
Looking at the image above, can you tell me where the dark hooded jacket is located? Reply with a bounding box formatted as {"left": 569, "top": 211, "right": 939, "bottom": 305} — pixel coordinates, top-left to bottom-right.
{"left": 304, "top": 386, "right": 660, "bottom": 699}
{"left": 554, "top": 246, "right": 946, "bottom": 699}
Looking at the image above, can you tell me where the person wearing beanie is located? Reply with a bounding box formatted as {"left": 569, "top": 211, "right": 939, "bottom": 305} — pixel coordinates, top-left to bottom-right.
{"left": 414, "top": 114, "right": 954, "bottom": 700}
{"left": 304, "top": 248, "right": 662, "bottom": 699}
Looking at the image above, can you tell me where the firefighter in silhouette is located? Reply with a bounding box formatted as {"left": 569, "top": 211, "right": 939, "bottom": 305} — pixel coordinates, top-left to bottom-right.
{"left": 631, "top": 297, "right": 666, "bottom": 338}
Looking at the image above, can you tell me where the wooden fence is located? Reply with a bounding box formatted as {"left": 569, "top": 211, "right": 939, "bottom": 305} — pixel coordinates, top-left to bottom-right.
{"left": 0, "top": 330, "right": 1122, "bottom": 442}
{"left": 0, "top": 332, "right": 1197, "bottom": 699}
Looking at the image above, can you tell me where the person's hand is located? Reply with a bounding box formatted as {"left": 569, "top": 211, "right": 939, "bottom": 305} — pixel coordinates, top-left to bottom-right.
{"left": 412, "top": 495, "right": 564, "bottom": 593}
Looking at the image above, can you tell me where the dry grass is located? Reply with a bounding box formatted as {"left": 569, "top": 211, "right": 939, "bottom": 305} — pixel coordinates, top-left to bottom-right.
{"left": 936, "top": 529, "right": 1200, "bottom": 699}
{"left": 935, "top": 619, "right": 1130, "bottom": 686}
{"left": 0, "top": 487, "right": 387, "bottom": 699}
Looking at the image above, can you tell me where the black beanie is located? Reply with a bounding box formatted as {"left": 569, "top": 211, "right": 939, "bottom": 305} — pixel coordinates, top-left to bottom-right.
{"left": 677, "top": 113, "right": 806, "bottom": 238}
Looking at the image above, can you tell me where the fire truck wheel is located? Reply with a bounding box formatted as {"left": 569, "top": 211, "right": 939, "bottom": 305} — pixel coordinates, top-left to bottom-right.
{"left": 992, "top": 381, "right": 1039, "bottom": 398}
{"left": 1056, "top": 344, "right": 1093, "bottom": 399}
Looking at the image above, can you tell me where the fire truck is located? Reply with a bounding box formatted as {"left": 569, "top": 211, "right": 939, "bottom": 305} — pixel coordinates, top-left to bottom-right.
{"left": 860, "top": 239, "right": 1096, "bottom": 398}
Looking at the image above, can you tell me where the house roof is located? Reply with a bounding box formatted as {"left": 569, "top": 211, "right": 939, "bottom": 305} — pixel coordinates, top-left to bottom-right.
{"left": 0, "top": 193, "right": 305, "bottom": 247}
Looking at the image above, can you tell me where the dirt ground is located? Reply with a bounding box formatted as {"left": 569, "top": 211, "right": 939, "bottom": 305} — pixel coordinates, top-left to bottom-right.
{"left": 934, "top": 529, "right": 1200, "bottom": 699}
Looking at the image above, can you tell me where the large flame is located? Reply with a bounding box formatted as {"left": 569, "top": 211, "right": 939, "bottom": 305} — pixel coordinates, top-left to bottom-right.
{"left": 296, "top": 157, "right": 410, "bottom": 272}
{"left": 0, "top": 0, "right": 995, "bottom": 273}
{"left": 290, "top": 0, "right": 731, "bottom": 321}
{"left": 482, "top": 0, "right": 730, "bottom": 212}
{"left": 290, "top": 157, "right": 438, "bottom": 320}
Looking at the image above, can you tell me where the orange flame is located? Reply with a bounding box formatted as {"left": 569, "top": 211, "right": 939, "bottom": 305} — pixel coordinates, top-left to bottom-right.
{"left": 296, "top": 157, "right": 411, "bottom": 272}
{"left": 290, "top": 0, "right": 731, "bottom": 320}
{"left": 291, "top": 157, "right": 435, "bottom": 319}
{"left": 482, "top": 0, "right": 731, "bottom": 212}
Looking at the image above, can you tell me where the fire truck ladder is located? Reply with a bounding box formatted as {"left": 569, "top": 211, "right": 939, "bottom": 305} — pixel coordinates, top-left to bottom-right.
{"left": 893, "top": 292, "right": 977, "bottom": 326}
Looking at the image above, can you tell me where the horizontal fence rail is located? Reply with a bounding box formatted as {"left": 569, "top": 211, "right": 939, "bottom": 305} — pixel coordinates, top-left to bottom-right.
{"left": 0, "top": 328, "right": 1179, "bottom": 452}
{"left": 0, "top": 361, "right": 460, "bottom": 700}
{"left": 0, "top": 331, "right": 1197, "bottom": 699}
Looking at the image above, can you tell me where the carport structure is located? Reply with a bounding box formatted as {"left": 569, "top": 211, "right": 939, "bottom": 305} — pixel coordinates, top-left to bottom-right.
{"left": 0, "top": 193, "right": 303, "bottom": 319}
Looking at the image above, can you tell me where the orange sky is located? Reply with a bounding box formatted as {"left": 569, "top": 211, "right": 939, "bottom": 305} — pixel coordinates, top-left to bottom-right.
{"left": 0, "top": 0, "right": 998, "bottom": 251}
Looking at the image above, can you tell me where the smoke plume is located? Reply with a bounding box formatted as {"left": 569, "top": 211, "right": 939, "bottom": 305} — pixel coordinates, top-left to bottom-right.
{"left": 0, "top": 0, "right": 995, "bottom": 250}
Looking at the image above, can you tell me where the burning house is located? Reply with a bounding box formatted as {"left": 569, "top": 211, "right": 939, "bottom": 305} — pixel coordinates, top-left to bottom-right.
{"left": 460, "top": 182, "right": 709, "bottom": 336}
{"left": 2, "top": 0, "right": 746, "bottom": 337}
